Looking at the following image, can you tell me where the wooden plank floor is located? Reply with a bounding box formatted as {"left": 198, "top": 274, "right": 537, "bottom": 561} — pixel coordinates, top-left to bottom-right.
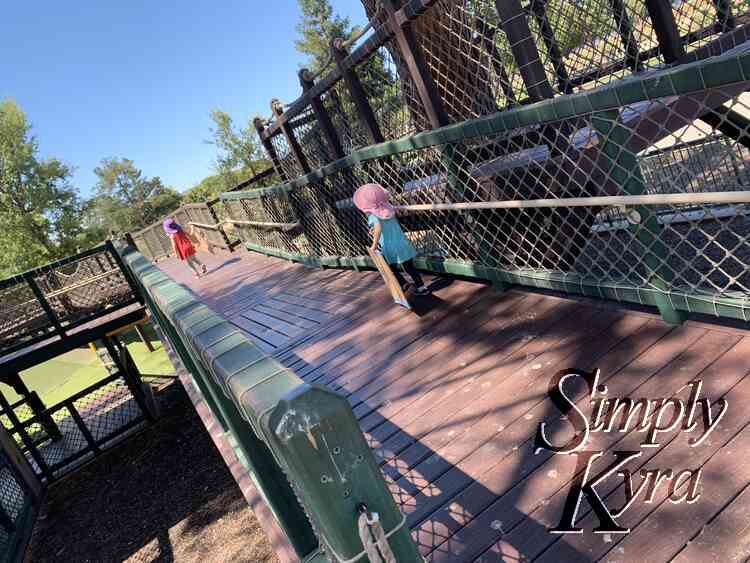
{"left": 159, "top": 251, "right": 750, "bottom": 563}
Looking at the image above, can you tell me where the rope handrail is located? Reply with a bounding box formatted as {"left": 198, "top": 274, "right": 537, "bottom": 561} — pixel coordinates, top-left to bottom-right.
{"left": 392, "top": 191, "right": 750, "bottom": 212}
{"left": 224, "top": 219, "right": 300, "bottom": 231}
{"left": 187, "top": 219, "right": 300, "bottom": 232}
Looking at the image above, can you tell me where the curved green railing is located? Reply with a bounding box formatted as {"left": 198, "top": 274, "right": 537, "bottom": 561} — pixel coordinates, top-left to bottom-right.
{"left": 116, "top": 243, "right": 421, "bottom": 563}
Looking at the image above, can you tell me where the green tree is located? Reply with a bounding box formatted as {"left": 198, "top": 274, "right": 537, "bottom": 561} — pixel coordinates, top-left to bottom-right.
{"left": 0, "top": 99, "right": 88, "bottom": 277}
{"left": 89, "top": 158, "right": 182, "bottom": 234}
{"left": 295, "top": 0, "right": 353, "bottom": 72}
{"left": 206, "top": 109, "right": 269, "bottom": 191}
{"left": 182, "top": 173, "right": 226, "bottom": 203}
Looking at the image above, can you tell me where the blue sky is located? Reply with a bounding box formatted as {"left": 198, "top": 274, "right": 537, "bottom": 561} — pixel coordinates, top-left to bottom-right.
{"left": 2, "top": 1, "right": 368, "bottom": 198}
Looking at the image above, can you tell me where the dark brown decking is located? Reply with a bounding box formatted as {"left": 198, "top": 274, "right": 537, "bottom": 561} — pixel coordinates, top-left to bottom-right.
{"left": 158, "top": 251, "right": 750, "bottom": 563}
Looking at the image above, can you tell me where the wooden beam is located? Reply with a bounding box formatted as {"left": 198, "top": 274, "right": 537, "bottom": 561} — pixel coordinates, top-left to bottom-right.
{"left": 645, "top": 0, "right": 685, "bottom": 63}
{"left": 331, "top": 39, "right": 385, "bottom": 144}
{"left": 495, "top": 0, "right": 555, "bottom": 102}
{"left": 382, "top": 0, "right": 451, "bottom": 128}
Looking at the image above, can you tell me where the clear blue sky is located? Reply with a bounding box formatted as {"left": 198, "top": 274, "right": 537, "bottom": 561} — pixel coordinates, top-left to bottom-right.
{"left": 2, "top": 1, "right": 368, "bottom": 198}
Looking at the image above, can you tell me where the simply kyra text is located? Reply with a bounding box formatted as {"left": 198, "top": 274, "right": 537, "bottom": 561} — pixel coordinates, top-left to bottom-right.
{"left": 533, "top": 368, "right": 727, "bottom": 534}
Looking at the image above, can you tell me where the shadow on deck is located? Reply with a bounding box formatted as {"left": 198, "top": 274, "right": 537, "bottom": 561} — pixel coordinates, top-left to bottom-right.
{"left": 158, "top": 251, "right": 750, "bottom": 563}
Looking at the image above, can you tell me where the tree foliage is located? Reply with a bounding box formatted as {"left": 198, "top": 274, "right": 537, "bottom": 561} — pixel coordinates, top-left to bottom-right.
{"left": 0, "top": 99, "right": 90, "bottom": 277}
{"left": 206, "top": 109, "right": 267, "bottom": 190}
{"left": 88, "top": 158, "right": 182, "bottom": 234}
{"left": 294, "top": 0, "right": 353, "bottom": 72}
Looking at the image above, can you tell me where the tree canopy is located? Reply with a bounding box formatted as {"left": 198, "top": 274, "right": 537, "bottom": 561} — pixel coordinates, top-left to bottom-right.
{"left": 0, "top": 99, "right": 91, "bottom": 277}
{"left": 206, "top": 109, "right": 270, "bottom": 190}
{"left": 295, "top": 0, "right": 353, "bottom": 72}
{"left": 88, "top": 158, "right": 182, "bottom": 235}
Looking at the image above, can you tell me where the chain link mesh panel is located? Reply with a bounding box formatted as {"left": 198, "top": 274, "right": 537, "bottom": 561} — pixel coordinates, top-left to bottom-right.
{"left": 225, "top": 56, "right": 750, "bottom": 319}
{"left": 360, "top": 41, "right": 431, "bottom": 139}
{"left": 0, "top": 449, "right": 30, "bottom": 555}
{"left": 0, "top": 247, "right": 137, "bottom": 354}
{"left": 323, "top": 80, "right": 371, "bottom": 153}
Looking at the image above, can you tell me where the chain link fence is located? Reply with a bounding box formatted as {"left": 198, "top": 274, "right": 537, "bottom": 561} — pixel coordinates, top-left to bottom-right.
{"left": 0, "top": 243, "right": 140, "bottom": 356}
{"left": 224, "top": 38, "right": 750, "bottom": 322}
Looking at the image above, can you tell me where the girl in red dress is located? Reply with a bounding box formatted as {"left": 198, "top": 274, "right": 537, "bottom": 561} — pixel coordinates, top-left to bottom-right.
{"left": 163, "top": 218, "right": 207, "bottom": 278}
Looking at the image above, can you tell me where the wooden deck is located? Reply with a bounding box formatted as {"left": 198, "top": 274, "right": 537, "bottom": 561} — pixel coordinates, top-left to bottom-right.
{"left": 158, "top": 251, "right": 750, "bottom": 563}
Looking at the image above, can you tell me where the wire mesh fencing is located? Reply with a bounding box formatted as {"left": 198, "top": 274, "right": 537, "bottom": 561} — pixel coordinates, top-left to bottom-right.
{"left": 0, "top": 243, "right": 140, "bottom": 356}
{"left": 224, "top": 47, "right": 750, "bottom": 322}
{"left": 132, "top": 200, "right": 237, "bottom": 261}
{"left": 0, "top": 448, "right": 32, "bottom": 558}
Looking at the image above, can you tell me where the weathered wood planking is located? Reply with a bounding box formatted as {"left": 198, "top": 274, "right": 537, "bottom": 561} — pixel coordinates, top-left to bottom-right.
{"left": 159, "top": 251, "right": 750, "bottom": 563}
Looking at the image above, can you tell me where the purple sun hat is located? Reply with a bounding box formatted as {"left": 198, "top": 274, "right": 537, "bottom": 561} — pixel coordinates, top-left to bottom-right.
{"left": 162, "top": 217, "right": 181, "bottom": 235}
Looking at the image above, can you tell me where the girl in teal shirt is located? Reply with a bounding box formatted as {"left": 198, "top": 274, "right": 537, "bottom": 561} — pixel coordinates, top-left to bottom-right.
{"left": 354, "top": 183, "right": 429, "bottom": 295}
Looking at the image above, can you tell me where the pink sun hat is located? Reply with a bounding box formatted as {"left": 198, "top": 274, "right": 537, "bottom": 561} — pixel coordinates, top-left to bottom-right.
{"left": 353, "top": 183, "right": 395, "bottom": 220}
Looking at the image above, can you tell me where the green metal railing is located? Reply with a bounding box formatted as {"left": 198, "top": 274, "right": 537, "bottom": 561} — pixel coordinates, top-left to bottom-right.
{"left": 221, "top": 46, "right": 750, "bottom": 324}
{"left": 116, "top": 243, "right": 421, "bottom": 563}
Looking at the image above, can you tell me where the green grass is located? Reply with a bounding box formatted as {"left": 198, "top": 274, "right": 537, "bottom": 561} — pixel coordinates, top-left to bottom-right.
{"left": 1, "top": 324, "right": 175, "bottom": 408}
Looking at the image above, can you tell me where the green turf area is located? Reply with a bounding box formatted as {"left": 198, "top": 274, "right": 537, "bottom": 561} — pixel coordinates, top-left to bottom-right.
{"left": 1, "top": 324, "right": 175, "bottom": 408}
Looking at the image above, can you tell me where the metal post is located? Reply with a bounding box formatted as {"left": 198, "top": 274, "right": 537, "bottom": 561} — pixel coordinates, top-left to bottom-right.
{"left": 299, "top": 69, "right": 348, "bottom": 256}
{"left": 255, "top": 118, "right": 289, "bottom": 182}
{"left": 608, "top": 0, "right": 643, "bottom": 72}
{"left": 105, "top": 240, "right": 144, "bottom": 305}
{"left": 103, "top": 336, "right": 157, "bottom": 421}
{"left": 207, "top": 200, "right": 234, "bottom": 251}
{"left": 712, "top": 0, "right": 735, "bottom": 32}
{"left": 8, "top": 375, "right": 61, "bottom": 441}
{"left": 0, "top": 390, "right": 52, "bottom": 481}
{"left": 477, "top": 18, "right": 517, "bottom": 105}
{"left": 299, "top": 69, "right": 345, "bottom": 160}
{"left": 133, "top": 322, "right": 155, "bottom": 353}
{"left": 272, "top": 99, "right": 311, "bottom": 175}
{"left": 645, "top": 0, "right": 685, "bottom": 63}
{"left": 592, "top": 110, "right": 686, "bottom": 324}
{"left": 0, "top": 424, "right": 42, "bottom": 503}
{"left": 494, "top": 0, "right": 555, "bottom": 102}
{"left": 123, "top": 232, "right": 138, "bottom": 251}
{"left": 65, "top": 402, "right": 100, "bottom": 454}
{"left": 23, "top": 273, "right": 65, "bottom": 337}
{"left": 331, "top": 39, "right": 385, "bottom": 145}
{"left": 528, "top": 0, "right": 573, "bottom": 94}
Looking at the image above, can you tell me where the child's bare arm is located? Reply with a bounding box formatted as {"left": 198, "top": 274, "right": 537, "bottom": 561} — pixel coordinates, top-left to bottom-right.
{"left": 170, "top": 235, "right": 178, "bottom": 256}
{"left": 369, "top": 222, "right": 382, "bottom": 254}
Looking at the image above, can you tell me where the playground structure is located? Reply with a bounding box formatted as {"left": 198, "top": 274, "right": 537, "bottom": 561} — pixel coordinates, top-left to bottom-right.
{"left": 131, "top": 0, "right": 750, "bottom": 327}
{"left": 114, "top": 1, "right": 750, "bottom": 561}
{"left": 0, "top": 244, "right": 160, "bottom": 562}
{"left": 8, "top": 0, "right": 750, "bottom": 561}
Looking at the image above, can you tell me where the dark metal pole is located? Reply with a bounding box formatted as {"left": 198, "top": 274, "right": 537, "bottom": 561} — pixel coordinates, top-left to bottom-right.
{"left": 528, "top": 0, "right": 573, "bottom": 94}
{"left": 23, "top": 273, "right": 65, "bottom": 337}
{"left": 331, "top": 39, "right": 385, "bottom": 145}
{"left": 299, "top": 69, "right": 345, "bottom": 160}
{"left": 382, "top": 0, "right": 451, "bottom": 128}
{"left": 712, "top": 0, "right": 735, "bottom": 32}
{"left": 0, "top": 389, "right": 52, "bottom": 481}
{"left": 272, "top": 99, "right": 312, "bottom": 174}
{"left": 608, "top": 0, "right": 643, "bottom": 72}
{"left": 495, "top": 0, "right": 555, "bottom": 102}
{"left": 8, "top": 376, "right": 61, "bottom": 442}
{"left": 255, "top": 118, "right": 289, "bottom": 182}
{"left": 103, "top": 336, "right": 156, "bottom": 422}
{"left": 105, "top": 239, "right": 144, "bottom": 305}
{"left": 645, "top": 0, "right": 685, "bottom": 63}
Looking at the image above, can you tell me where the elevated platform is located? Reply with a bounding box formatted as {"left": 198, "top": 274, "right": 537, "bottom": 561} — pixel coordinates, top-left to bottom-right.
{"left": 158, "top": 251, "right": 750, "bottom": 563}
